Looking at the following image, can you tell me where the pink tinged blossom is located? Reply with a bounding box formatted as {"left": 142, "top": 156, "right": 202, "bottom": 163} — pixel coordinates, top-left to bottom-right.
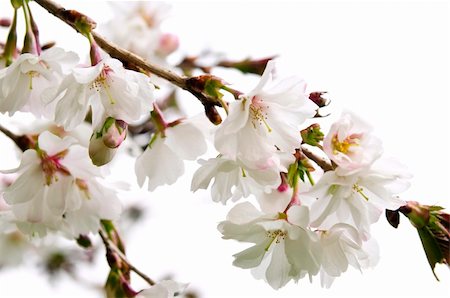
{"left": 135, "top": 121, "right": 207, "bottom": 191}
{"left": 0, "top": 131, "right": 122, "bottom": 237}
{"left": 191, "top": 155, "right": 281, "bottom": 204}
{"left": 0, "top": 47, "right": 78, "bottom": 117}
{"left": 215, "top": 60, "right": 317, "bottom": 165}
{"left": 323, "top": 111, "right": 383, "bottom": 175}
{"left": 47, "top": 56, "right": 155, "bottom": 131}
{"left": 219, "top": 202, "right": 321, "bottom": 289}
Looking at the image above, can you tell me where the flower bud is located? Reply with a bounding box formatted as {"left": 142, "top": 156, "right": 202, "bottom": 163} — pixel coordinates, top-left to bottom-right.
{"left": 157, "top": 33, "right": 179, "bottom": 56}
{"left": 89, "top": 134, "right": 118, "bottom": 166}
{"left": 204, "top": 105, "right": 222, "bottom": 125}
{"left": 102, "top": 119, "right": 128, "bottom": 149}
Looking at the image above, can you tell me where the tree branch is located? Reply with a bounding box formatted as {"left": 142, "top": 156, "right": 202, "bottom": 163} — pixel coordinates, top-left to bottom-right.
{"left": 300, "top": 145, "right": 333, "bottom": 172}
{"left": 33, "top": 0, "right": 223, "bottom": 107}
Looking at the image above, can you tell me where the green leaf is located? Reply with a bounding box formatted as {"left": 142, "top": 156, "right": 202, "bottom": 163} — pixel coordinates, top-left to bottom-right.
{"left": 301, "top": 124, "right": 324, "bottom": 147}
{"left": 417, "top": 226, "right": 444, "bottom": 280}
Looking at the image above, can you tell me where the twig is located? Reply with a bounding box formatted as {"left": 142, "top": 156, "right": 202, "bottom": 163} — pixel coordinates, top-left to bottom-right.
{"left": 33, "top": 0, "right": 223, "bottom": 107}
{"left": 300, "top": 145, "right": 333, "bottom": 172}
{"left": 99, "top": 229, "right": 156, "bottom": 286}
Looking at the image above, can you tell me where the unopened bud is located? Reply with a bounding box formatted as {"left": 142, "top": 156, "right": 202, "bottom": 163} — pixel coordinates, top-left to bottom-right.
{"left": 102, "top": 119, "right": 128, "bottom": 149}
{"left": 309, "top": 92, "right": 329, "bottom": 108}
{"left": 157, "top": 33, "right": 179, "bottom": 56}
{"left": 89, "top": 134, "right": 118, "bottom": 166}
{"left": 10, "top": 0, "right": 22, "bottom": 9}
{"left": 204, "top": 105, "right": 222, "bottom": 125}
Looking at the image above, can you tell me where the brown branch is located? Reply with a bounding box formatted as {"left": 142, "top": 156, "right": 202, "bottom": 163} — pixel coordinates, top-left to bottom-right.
{"left": 33, "top": 0, "right": 222, "bottom": 107}
{"left": 300, "top": 145, "right": 333, "bottom": 172}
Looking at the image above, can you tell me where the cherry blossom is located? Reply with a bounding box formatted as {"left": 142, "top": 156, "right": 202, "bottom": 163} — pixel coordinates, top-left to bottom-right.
{"left": 215, "top": 60, "right": 317, "bottom": 165}
{"left": 0, "top": 47, "right": 78, "bottom": 117}
{"left": 318, "top": 224, "right": 379, "bottom": 288}
{"left": 136, "top": 120, "right": 206, "bottom": 191}
{"left": 306, "top": 158, "right": 411, "bottom": 238}
{"left": 323, "top": 111, "right": 382, "bottom": 175}
{"left": 191, "top": 155, "right": 281, "bottom": 204}
{"left": 219, "top": 202, "right": 321, "bottom": 289}
{"left": 1, "top": 131, "right": 122, "bottom": 237}
{"left": 48, "top": 56, "right": 155, "bottom": 131}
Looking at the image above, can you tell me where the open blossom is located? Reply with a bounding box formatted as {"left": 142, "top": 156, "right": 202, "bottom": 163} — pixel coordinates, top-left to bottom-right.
{"left": 137, "top": 280, "right": 188, "bottom": 298}
{"left": 1, "top": 131, "right": 122, "bottom": 237}
{"left": 219, "top": 202, "right": 321, "bottom": 289}
{"left": 215, "top": 60, "right": 317, "bottom": 165}
{"left": 323, "top": 111, "right": 382, "bottom": 175}
{"left": 136, "top": 121, "right": 206, "bottom": 191}
{"left": 48, "top": 56, "right": 155, "bottom": 131}
{"left": 191, "top": 155, "right": 281, "bottom": 204}
{"left": 306, "top": 157, "right": 411, "bottom": 238}
{"left": 0, "top": 47, "right": 78, "bottom": 117}
{"left": 103, "top": 2, "right": 177, "bottom": 62}
{"left": 318, "top": 224, "right": 379, "bottom": 288}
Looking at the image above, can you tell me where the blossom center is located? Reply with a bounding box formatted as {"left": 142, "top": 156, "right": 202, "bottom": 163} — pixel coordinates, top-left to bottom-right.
{"left": 93, "top": 65, "right": 116, "bottom": 104}
{"left": 332, "top": 133, "right": 361, "bottom": 154}
{"left": 265, "top": 229, "right": 287, "bottom": 251}
{"left": 39, "top": 149, "right": 71, "bottom": 185}
{"left": 352, "top": 183, "right": 369, "bottom": 201}
{"left": 250, "top": 96, "right": 272, "bottom": 133}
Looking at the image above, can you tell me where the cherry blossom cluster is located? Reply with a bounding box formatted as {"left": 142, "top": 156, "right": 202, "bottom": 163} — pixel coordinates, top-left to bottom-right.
{"left": 0, "top": 0, "right": 447, "bottom": 297}
{"left": 188, "top": 61, "right": 412, "bottom": 289}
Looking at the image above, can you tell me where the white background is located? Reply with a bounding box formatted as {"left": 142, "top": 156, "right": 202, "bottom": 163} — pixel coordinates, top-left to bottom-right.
{"left": 0, "top": 0, "right": 449, "bottom": 297}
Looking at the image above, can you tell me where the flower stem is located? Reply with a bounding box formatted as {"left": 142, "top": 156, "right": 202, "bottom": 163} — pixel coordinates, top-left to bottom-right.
{"left": 99, "top": 225, "right": 155, "bottom": 286}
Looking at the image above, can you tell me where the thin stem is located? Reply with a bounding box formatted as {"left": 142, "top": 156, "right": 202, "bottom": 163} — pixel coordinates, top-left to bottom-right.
{"left": 33, "top": 0, "right": 223, "bottom": 108}
{"left": 99, "top": 229, "right": 156, "bottom": 286}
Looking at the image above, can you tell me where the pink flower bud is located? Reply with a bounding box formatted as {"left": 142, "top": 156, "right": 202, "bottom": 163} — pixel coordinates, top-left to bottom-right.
{"left": 102, "top": 119, "right": 128, "bottom": 149}
{"left": 157, "top": 33, "right": 179, "bottom": 56}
